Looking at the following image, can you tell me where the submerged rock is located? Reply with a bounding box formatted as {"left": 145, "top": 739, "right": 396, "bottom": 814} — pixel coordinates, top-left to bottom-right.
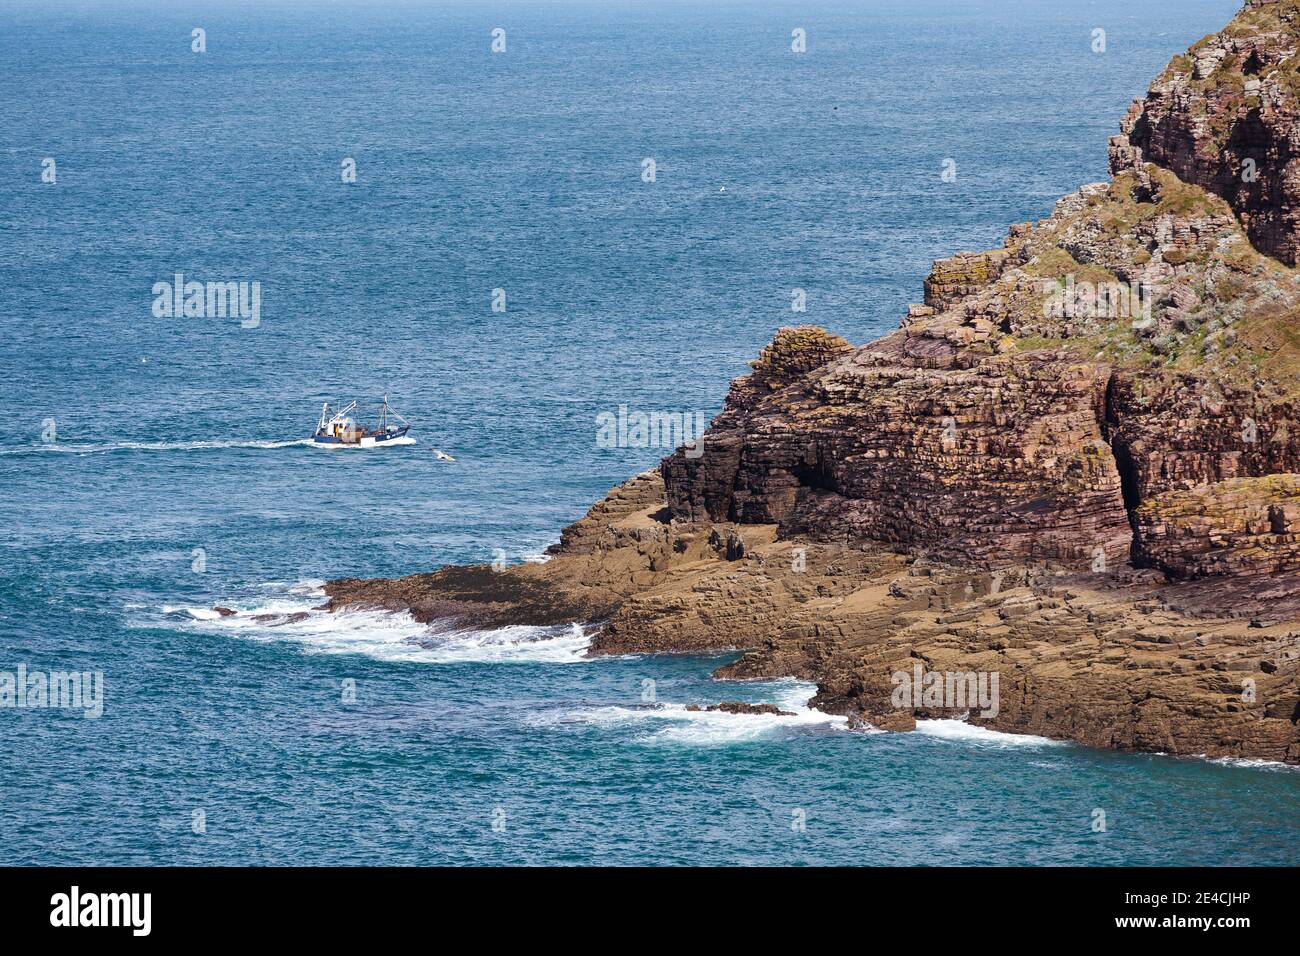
{"left": 684, "top": 701, "right": 795, "bottom": 716}
{"left": 250, "top": 612, "right": 311, "bottom": 625}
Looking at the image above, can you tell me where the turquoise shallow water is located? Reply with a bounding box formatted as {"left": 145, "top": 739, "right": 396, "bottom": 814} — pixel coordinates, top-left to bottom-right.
{"left": 3, "top": 0, "right": 1299, "bottom": 866}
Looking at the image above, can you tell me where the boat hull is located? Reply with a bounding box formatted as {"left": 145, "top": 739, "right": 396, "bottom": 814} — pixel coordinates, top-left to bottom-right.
{"left": 311, "top": 425, "right": 412, "bottom": 448}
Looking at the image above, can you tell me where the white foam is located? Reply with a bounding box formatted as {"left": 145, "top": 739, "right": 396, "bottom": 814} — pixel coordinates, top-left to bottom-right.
{"left": 415, "top": 621, "right": 592, "bottom": 664}
{"left": 905, "top": 723, "right": 1296, "bottom": 768}
{"left": 529, "top": 679, "right": 847, "bottom": 745}
{"left": 913, "top": 718, "right": 1066, "bottom": 749}
{"left": 147, "top": 583, "right": 591, "bottom": 664}
{"left": 175, "top": 606, "right": 224, "bottom": 621}
{"left": 1205, "top": 755, "right": 1299, "bottom": 772}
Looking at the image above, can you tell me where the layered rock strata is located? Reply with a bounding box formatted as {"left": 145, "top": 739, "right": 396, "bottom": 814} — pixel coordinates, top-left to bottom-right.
{"left": 327, "top": 2, "right": 1300, "bottom": 764}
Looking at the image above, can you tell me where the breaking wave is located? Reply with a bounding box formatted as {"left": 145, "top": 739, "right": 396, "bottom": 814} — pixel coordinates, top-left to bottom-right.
{"left": 1204, "top": 755, "right": 1299, "bottom": 773}
{"left": 915, "top": 721, "right": 1295, "bottom": 768}
{"left": 913, "top": 718, "right": 1068, "bottom": 749}
{"left": 528, "top": 679, "right": 848, "bottom": 745}
{"left": 146, "top": 580, "right": 592, "bottom": 664}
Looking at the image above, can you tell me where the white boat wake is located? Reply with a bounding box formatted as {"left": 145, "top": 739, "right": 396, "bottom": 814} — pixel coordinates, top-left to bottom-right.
{"left": 3, "top": 438, "right": 313, "bottom": 455}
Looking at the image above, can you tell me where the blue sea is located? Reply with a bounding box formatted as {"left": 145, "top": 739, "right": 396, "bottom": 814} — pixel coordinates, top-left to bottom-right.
{"left": 3, "top": 0, "right": 1297, "bottom": 866}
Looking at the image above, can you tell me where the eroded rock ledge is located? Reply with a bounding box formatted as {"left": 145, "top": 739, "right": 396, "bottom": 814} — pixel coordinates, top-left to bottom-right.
{"left": 326, "top": 469, "right": 1300, "bottom": 762}
{"left": 328, "top": 1, "right": 1300, "bottom": 764}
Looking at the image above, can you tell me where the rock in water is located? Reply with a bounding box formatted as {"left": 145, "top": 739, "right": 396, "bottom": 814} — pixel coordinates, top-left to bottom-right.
{"left": 685, "top": 702, "right": 796, "bottom": 716}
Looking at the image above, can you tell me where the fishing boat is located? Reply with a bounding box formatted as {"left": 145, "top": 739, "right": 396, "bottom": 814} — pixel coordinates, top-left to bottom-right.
{"left": 312, "top": 397, "right": 412, "bottom": 448}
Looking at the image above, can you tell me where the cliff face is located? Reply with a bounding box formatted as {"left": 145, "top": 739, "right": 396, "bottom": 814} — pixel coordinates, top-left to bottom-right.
{"left": 662, "top": 325, "right": 1134, "bottom": 570}
{"left": 663, "top": 166, "right": 1300, "bottom": 580}
{"left": 1112, "top": 0, "right": 1300, "bottom": 265}
{"left": 326, "top": 1, "right": 1300, "bottom": 763}
{"left": 662, "top": 9, "right": 1300, "bottom": 577}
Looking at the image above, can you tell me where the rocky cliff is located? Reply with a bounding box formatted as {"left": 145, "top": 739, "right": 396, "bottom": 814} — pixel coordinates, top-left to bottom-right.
{"left": 326, "top": 1, "right": 1300, "bottom": 764}
{"left": 1112, "top": 0, "right": 1300, "bottom": 265}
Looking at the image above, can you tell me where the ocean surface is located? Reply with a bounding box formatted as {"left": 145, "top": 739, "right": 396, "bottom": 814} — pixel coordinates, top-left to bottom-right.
{"left": 3, "top": 0, "right": 1298, "bottom": 866}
